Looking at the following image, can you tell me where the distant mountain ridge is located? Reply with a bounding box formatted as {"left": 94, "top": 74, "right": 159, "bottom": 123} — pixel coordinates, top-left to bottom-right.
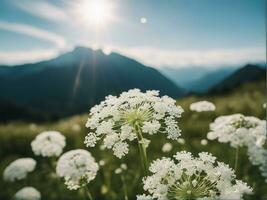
{"left": 209, "top": 64, "right": 266, "bottom": 93}
{"left": 159, "top": 63, "right": 265, "bottom": 93}
{"left": 0, "top": 46, "right": 185, "bottom": 120}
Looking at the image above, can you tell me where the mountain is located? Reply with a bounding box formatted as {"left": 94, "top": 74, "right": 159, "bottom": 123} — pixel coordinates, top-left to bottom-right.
{"left": 185, "top": 67, "right": 238, "bottom": 93}
{"left": 209, "top": 64, "right": 266, "bottom": 93}
{"left": 158, "top": 66, "right": 240, "bottom": 92}
{"left": 158, "top": 66, "right": 212, "bottom": 89}
{"left": 0, "top": 46, "right": 185, "bottom": 119}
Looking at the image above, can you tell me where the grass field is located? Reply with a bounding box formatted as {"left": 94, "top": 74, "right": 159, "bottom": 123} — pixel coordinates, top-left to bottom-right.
{"left": 0, "top": 80, "right": 266, "bottom": 200}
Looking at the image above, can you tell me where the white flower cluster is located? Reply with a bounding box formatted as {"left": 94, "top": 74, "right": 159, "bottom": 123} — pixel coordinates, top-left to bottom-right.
{"left": 31, "top": 131, "right": 66, "bottom": 157}
{"left": 56, "top": 149, "right": 99, "bottom": 190}
{"left": 3, "top": 158, "right": 36, "bottom": 182}
{"left": 139, "top": 151, "right": 252, "bottom": 200}
{"left": 190, "top": 101, "right": 216, "bottom": 112}
{"left": 161, "top": 143, "right": 173, "bottom": 153}
{"left": 14, "top": 187, "right": 41, "bottom": 200}
{"left": 85, "top": 89, "right": 183, "bottom": 158}
{"left": 207, "top": 114, "right": 267, "bottom": 181}
{"left": 207, "top": 114, "right": 266, "bottom": 148}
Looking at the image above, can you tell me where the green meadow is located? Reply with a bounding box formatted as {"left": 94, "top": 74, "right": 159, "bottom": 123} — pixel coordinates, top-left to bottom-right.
{"left": 0, "top": 80, "right": 266, "bottom": 200}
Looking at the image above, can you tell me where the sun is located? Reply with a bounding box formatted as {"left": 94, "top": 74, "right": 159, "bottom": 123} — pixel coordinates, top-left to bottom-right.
{"left": 76, "top": 0, "right": 114, "bottom": 28}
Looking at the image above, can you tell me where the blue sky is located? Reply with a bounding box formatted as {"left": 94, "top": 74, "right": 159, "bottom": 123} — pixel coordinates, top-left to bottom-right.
{"left": 0, "top": 0, "right": 265, "bottom": 67}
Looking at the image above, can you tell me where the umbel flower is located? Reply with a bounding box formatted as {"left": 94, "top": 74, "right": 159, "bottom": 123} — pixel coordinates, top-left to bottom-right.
{"left": 56, "top": 149, "right": 99, "bottom": 190}
{"left": 31, "top": 131, "right": 66, "bottom": 157}
{"left": 189, "top": 101, "right": 216, "bottom": 112}
{"left": 14, "top": 187, "right": 41, "bottom": 200}
{"left": 85, "top": 89, "right": 183, "bottom": 172}
{"left": 3, "top": 158, "right": 36, "bottom": 182}
{"left": 207, "top": 114, "right": 266, "bottom": 148}
{"left": 207, "top": 114, "right": 267, "bottom": 181}
{"left": 139, "top": 151, "right": 252, "bottom": 200}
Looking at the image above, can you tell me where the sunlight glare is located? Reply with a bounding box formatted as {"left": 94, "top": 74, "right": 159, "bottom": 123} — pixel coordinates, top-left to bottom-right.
{"left": 77, "top": 0, "right": 114, "bottom": 28}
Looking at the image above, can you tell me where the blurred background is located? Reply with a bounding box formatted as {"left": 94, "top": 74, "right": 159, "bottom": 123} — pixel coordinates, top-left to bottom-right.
{"left": 0, "top": 0, "right": 266, "bottom": 199}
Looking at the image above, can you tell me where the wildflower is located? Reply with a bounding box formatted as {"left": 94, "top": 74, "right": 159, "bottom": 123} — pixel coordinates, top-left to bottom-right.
{"left": 85, "top": 89, "right": 183, "bottom": 173}
{"left": 3, "top": 158, "right": 36, "bottom": 182}
{"left": 207, "top": 114, "right": 266, "bottom": 148}
{"left": 190, "top": 101, "right": 216, "bottom": 112}
{"left": 137, "top": 194, "right": 154, "bottom": 200}
{"left": 177, "top": 138, "right": 185, "bottom": 145}
{"left": 162, "top": 143, "right": 173, "bottom": 153}
{"left": 201, "top": 139, "right": 208, "bottom": 146}
{"left": 56, "top": 149, "right": 99, "bottom": 190}
{"left": 115, "top": 168, "right": 122, "bottom": 174}
{"left": 120, "top": 163, "right": 127, "bottom": 170}
{"left": 14, "top": 187, "right": 41, "bottom": 200}
{"left": 140, "top": 151, "right": 252, "bottom": 199}
{"left": 99, "top": 160, "right": 106, "bottom": 166}
{"left": 207, "top": 114, "right": 267, "bottom": 181}
{"left": 31, "top": 131, "right": 66, "bottom": 157}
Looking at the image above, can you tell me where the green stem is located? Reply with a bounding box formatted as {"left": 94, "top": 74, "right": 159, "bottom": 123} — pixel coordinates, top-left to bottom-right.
{"left": 135, "top": 124, "right": 149, "bottom": 175}
{"left": 121, "top": 175, "right": 128, "bottom": 200}
{"left": 234, "top": 147, "right": 239, "bottom": 173}
{"left": 83, "top": 185, "right": 93, "bottom": 200}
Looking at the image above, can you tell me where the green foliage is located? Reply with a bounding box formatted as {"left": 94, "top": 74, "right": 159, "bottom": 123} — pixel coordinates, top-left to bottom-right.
{"left": 0, "top": 80, "right": 266, "bottom": 200}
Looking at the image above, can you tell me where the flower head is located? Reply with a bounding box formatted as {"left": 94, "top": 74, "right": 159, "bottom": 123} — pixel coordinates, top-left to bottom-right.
{"left": 85, "top": 89, "right": 183, "bottom": 158}
{"left": 31, "top": 131, "right": 66, "bottom": 157}
{"left": 14, "top": 187, "right": 41, "bottom": 200}
{"left": 140, "top": 151, "right": 252, "bottom": 200}
{"left": 190, "top": 101, "right": 216, "bottom": 112}
{"left": 162, "top": 143, "right": 173, "bottom": 153}
{"left": 207, "top": 114, "right": 267, "bottom": 181}
{"left": 3, "top": 158, "right": 36, "bottom": 182}
{"left": 56, "top": 149, "right": 99, "bottom": 190}
{"left": 207, "top": 114, "right": 266, "bottom": 148}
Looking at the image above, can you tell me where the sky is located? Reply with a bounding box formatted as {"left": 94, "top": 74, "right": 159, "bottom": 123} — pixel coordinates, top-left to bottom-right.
{"left": 0, "top": 0, "right": 265, "bottom": 68}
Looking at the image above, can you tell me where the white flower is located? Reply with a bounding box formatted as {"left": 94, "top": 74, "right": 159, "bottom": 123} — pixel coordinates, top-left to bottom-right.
{"left": 3, "top": 158, "right": 36, "bottom": 182}
{"left": 115, "top": 168, "right": 122, "bottom": 174}
{"left": 177, "top": 138, "right": 185, "bottom": 145}
{"left": 85, "top": 89, "right": 183, "bottom": 158}
{"left": 14, "top": 187, "right": 41, "bottom": 200}
{"left": 99, "top": 160, "right": 106, "bottom": 166}
{"left": 137, "top": 194, "right": 154, "bottom": 200}
{"left": 140, "top": 151, "right": 252, "bottom": 200}
{"left": 162, "top": 143, "right": 173, "bottom": 153}
{"left": 200, "top": 139, "right": 208, "bottom": 146}
{"left": 190, "top": 101, "right": 216, "bottom": 112}
{"left": 31, "top": 131, "right": 66, "bottom": 157}
{"left": 120, "top": 163, "right": 127, "bottom": 170}
{"left": 207, "top": 114, "right": 267, "bottom": 181}
{"left": 142, "top": 121, "right": 161, "bottom": 135}
{"left": 207, "top": 114, "right": 266, "bottom": 148}
{"left": 56, "top": 149, "right": 99, "bottom": 190}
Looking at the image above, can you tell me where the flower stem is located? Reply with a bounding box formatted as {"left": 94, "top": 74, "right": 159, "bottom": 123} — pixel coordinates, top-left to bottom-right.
{"left": 135, "top": 124, "right": 149, "bottom": 175}
{"left": 84, "top": 185, "right": 93, "bottom": 200}
{"left": 120, "top": 175, "right": 128, "bottom": 200}
{"left": 234, "top": 147, "right": 239, "bottom": 173}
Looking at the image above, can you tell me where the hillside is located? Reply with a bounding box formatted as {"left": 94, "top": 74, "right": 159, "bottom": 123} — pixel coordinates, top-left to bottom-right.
{"left": 0, "top": 47, "right": 185, "bottom": 119}
{"left": 209, "top": 64, "right": 266, "bottom": 93}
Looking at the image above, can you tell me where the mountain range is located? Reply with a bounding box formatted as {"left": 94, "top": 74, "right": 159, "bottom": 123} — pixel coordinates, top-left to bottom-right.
{"left": 0, "top": 46, "right": 265, "bottom": 122}
{"left": 0, "top": 47, "right": 185, "bottom": 120}
{"left": 209, "top": 64, "right": 266, "bottom": 93}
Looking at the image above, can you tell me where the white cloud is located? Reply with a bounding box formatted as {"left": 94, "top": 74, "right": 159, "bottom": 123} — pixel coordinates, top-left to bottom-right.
{"left": 0, "top": 21, "right": 67, "bottom": 65}
{"left": 109, "top": 46, "right": 266, "bottom": 68}
{"left": 0, "top": 21, "right": 66, "bottom": 48}
{"left": 0, "top": 49, "right": 60, "bottom": 65}
{"left": 12, "top": 0, "right": 68, "bottom": 22}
